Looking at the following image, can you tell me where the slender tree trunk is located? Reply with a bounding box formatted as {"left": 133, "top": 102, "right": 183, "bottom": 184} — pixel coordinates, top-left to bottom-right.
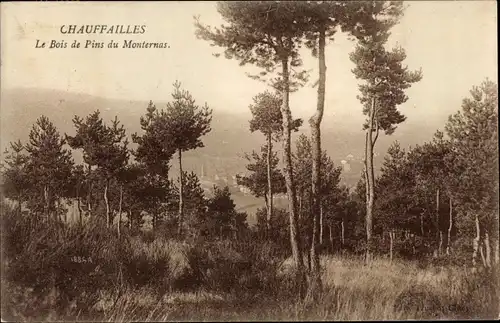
{"left": 472, "top": 214, "right": 481, "bottom": 267}
{"left": 436, "top": 188, "right": 441, "bottom": 256}
{"left": 480, "top": 242, "right": 487, "bottom": 268}
{"left": 76, "top": 184, "right": 83, "bottom": 226}
{"left": 280, "top": 55, "right": 305, "bottom": 293}
{"left": 298, "top": 192, "right": 302, "bottom": 221}
{"left": 264, "top": 193, "right": 269, "bottom": 213}
{"left": 341, "top": 219, "right": 345, "bottom": 247}
{"left": 494, "top": 238, "right": 499, "bottom": 266}
{"left": 365, "top": 97, "right": 376, "bottom": 263}
{"left": 446, "top": 197, "right": 453, "bottom": 255}
{"left": 420, "top": 213, "right": 424, "bottom": 237}
{"left": 118, "top": 184, "right": 123, "bottom": 238}
{"left": 87, "top": 164, "right": 92, "bottom": 216}
{"left": 484, "top": 231, "right": 491, "bottom": 268}
{"left": 389, "top": 230, "right": 394, "bottom": 262}
{"left": 307, "top": 25, "right": 326, "bottom": 297}
{"left": 266, "top": 133, "right": 273, "bottom": 237}
{"left": 43, "top": 185, "right": 50, "bottom": 222}
{"left": 319, "top": 204, "right": 324, "bottom": 245}
{"left": 178, "top": 148, "right": 184, "bottom": 237}
{"left": 263, "top": 193, "right": 269, "bottom": 235}
{"left": 439, "top": 231, "right": 443, "bottom": 257}
{"left": 128, "top": 209, "right": 132, "bottom": 230}
{"left": 329, "top": 224, "right": 333, "bottom": 252}
{"left": 60, "top": 200, "right": 66, "bottom": 223}
{"left": 17, "top": 193, "right": 22, "bottom": 216}
{"left": 104, "top": 179, "right": 110, "bottom": 228}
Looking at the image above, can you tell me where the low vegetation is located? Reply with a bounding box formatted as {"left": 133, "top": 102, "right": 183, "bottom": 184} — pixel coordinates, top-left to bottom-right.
{"left": 2, "top": 203, "right": 499, "bottom": 321}
{"left": 1, "top": 1, "right": 498, "bottom": 321}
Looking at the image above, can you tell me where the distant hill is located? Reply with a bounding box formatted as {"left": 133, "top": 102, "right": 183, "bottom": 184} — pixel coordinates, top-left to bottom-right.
{"left": 1, "top": 87, "right": 443, "bottom": 224}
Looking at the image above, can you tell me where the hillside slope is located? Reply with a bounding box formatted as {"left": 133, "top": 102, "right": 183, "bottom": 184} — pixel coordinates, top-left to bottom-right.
{"left": 1, "top": 87, "right": 442, "bottom": 223}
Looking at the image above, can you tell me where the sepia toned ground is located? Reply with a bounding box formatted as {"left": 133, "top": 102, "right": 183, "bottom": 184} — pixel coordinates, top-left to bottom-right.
{"left": 2, "top": 211, "right": 498, "bottom": 322}
{"left": 82, "top": 253, "right": 499, "bottom": 321}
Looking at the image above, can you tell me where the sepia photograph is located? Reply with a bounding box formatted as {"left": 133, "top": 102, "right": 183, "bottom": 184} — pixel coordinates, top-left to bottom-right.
{"left": 0, "top": 1, "right": 498, "bottom": 321}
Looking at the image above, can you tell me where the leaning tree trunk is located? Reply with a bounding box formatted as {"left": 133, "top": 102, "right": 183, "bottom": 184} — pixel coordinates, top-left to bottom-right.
{"left": 177, "top": 148, "right": 184, "bottom": 237}
{"left": 280, "top": 55, "right": 305, "bottom": 293}
{"left": 266, "top": 133, "right": 274, "bottom": 237}
{"left": 308, "top": 25, "right": 326, "bottom": 298}
{"left": 104, "top": 179, "right": 110, "bottom": 228}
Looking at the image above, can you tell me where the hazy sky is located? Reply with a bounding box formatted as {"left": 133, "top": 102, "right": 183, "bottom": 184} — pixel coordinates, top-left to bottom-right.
{"left": 1, "top": 1, "right": 497, "bottom": 124}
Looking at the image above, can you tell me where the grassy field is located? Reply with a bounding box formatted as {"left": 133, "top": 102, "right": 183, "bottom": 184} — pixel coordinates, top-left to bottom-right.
{"left": 88, "top": 254, "right": 499, "bottom": 321}
{"left": 3, "top": 210, "right": 498, "bottom": 322}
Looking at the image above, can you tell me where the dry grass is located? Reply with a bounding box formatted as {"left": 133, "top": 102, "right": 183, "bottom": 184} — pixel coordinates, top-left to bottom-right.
{"left": 306, "top": 254, "right": 498, "bottom": 320}
{"left": 3, "top": 209, "right": 497, "bottom": 322}
{"left": 97, "top": 254, "right": 498, "bottom": 321}
{"left": 129, "top": 237, "right": 190, "bottom": 280}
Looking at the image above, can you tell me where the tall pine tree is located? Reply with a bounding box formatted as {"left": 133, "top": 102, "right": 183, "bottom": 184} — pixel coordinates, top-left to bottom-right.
{"left": 349, "top": 1, "right": 422, "bottom": 262}
{"left": 25, "top": 116, "right": 74, "bottom": 222}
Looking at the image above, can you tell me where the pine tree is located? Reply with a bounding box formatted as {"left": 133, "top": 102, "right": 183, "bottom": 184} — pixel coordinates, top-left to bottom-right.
{"left": 67, "top": 112, "right": 129, "bottom": 227}
{"left": 293, "top": 134, "right": 342, "bottom": 269}
{"left": 1, "top": 140, "right": 30, "bottom": 216}
{"left": 98, "top": 116, "right": 129, "bottom": 228}
{"left": 132, "top": 101, "right": 173, "bottom": 176}
{"left": 132, "top": 100, "right": 176, "bottom": 231}
{"left": 67, "top": 111, "right": 110, "bottom": 216}
{"left": 408, "top": 133, "right": 454, "bottom": 257}
{"left": 248, "top": 91, "right": 301, "bottom": 235}
{"left": 236, "top": 144, "right": 286, "bottom": 226}
{"left": 25, "top": 116, "right": 74, "bottom": 222}
{"left": 195, "top": 2, "right": 312, "bottom": 285}
{"left": 68, "top": 164, "right": 88, "bottom": 225}
{"left": 170, "top": 171, "right": 207, "bottom": 239}
{"left": 145, "top": 81, "right": 212, "bottom": 237}
{"left": 206, "top": 185, "right": 248, "bottom": 240}
{"left": 300, "top": 1, "right": 361, "bottom": 294}
{"left": 349, "top": 1, "right": 422, "bottom": 262}
{"left": 376, "top": 141, "right": 414, "bottom": 261}
{"left": 445, "top": 79, "right": 498, "bottom": 267}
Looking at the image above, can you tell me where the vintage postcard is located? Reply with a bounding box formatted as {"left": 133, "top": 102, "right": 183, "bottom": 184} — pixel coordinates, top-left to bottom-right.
{"left": 1, "top": 1, "right": 498, "bottom": 321}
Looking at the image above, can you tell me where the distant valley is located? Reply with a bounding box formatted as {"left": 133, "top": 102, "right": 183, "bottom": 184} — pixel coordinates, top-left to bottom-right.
{"left": 1, "top": 87, "right": 444, "bottom": 224}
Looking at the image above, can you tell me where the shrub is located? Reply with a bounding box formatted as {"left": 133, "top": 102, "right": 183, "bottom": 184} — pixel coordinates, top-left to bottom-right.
{"left": 2, "top": 208, "right": 175, "bottom": 320}
{"left": 180, "top": 238, "right": 288, "bottom": 294}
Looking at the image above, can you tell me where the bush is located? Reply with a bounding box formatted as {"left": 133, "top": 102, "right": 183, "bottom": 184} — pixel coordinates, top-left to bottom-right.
{"left": 180, "top": 238, "right": 288, "bottom": 294}
{"left": 2, "top": 209, "right": 174, "bottom": 321}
